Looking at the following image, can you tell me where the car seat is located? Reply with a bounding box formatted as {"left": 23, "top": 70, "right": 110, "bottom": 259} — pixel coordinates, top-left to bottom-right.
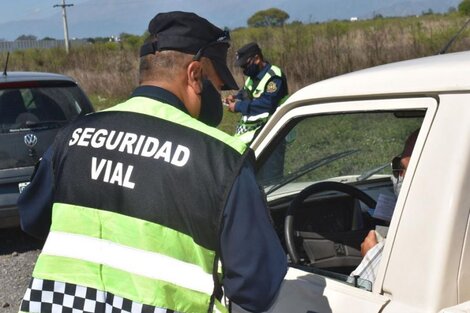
{"left": 33, "top": 92, "right": 66, "bottom": 121}
{"left": 0, "top": 90, "right": 27, "bottom": 125}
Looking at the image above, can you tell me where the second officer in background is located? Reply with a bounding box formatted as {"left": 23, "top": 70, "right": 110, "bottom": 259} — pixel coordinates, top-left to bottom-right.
{"left": 226, "top": 42, "right": 288, "bottom": 144}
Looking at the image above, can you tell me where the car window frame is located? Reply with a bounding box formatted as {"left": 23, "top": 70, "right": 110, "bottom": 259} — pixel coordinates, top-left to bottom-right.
{"left": 253, "top": 96, "right": 438, "bottom": 294}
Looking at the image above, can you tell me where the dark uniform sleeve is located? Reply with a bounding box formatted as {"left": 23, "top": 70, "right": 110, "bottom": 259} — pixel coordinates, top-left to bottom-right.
{"left": 17, "top": 146, "right": 55, "bottom": 240}
{"left": 235, "top": 76, "right": 285, "bottom": 116}
{"left": 220, "top": 158, "right": 287, "bottom": 312}
{"left": 235, "top": 88, "right": 250, "bottom": 102}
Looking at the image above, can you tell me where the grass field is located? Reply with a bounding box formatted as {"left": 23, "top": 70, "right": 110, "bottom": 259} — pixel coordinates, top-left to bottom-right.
{"left": 280, "top": 112, "right": 423, "bottom": 181}
{"left": 1, "top": 12, "right": 469, "bottom": 137}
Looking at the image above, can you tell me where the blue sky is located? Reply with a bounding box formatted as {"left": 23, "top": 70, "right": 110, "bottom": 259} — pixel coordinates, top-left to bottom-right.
{"left": 0, "top": 1, "right": 88, "bottom": 23}
{"left": 0, "top": 0, "right": 461, "bottom": 41}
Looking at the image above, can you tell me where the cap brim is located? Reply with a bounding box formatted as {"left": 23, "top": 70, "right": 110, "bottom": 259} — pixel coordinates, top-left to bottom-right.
{"left": 235, "top": 55, "right": 250, "bottom": 67}
{"left": 212, "top": 58, "right": 239, "bottom": 90}
{"left": 202, "top": 43, "right": 239, "bottom": 90}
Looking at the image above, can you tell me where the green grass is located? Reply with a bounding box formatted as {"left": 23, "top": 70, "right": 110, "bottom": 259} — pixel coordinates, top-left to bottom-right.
{"left": 3, "top": 12, "right": 468, "bottom": 144}
{"left": 88, "top": 93, "right": 241, "bottom": 136}
{"left": 88, "top": 94, "right": 125, "bottom": 112}
{"left": 280, "top": 112, "right": 423, "bottom": 181}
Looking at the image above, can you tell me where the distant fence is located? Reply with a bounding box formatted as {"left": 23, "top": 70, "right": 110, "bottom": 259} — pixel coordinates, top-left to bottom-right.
{"left": 0, "top": 40, "right": 88, "bottom": 52}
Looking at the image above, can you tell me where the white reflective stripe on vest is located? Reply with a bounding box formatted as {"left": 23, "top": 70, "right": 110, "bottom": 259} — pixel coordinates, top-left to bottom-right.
{"left": 241, "top": 112, "right": 270, "bottom": 123}
{"left": 43, "top": 231, "right": 214, "bottom": 295}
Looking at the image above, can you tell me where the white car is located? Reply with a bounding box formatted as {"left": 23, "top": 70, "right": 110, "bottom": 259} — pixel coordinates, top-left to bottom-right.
{"left": 235, "top": 51, "right": 470, "bottom": 313}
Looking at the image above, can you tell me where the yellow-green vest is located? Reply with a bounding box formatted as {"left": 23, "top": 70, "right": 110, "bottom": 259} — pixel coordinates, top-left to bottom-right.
{"left": 235, "top": 65, "right": 288, "bottom": 144}
{"left": 20, "top": 97, "right": 249, "bottom": 313}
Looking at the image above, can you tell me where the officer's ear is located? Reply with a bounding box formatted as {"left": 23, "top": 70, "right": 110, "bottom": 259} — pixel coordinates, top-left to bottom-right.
{"left": 186, "top": 60, "right": 203, "bottom": 94}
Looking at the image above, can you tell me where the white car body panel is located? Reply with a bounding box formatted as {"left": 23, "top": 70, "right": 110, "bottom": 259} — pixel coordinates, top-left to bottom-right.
{"left": 244, "top": 51, "right": 470, "bottom": 313}
{"left": 233, "top": 267, "right": 389, "bottom": 313}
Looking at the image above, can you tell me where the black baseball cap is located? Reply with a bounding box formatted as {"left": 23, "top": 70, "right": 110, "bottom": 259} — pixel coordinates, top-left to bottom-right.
{"left": 235, "top": 42, "right": 262, "bottom": 67}
{"left": 140, "top": 11, "right": 238, "bottom": 90}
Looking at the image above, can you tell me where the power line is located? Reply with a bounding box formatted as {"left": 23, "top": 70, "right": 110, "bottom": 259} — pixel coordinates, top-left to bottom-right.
{"left": 53, "top": 0, "right": 74, "bottom": 53}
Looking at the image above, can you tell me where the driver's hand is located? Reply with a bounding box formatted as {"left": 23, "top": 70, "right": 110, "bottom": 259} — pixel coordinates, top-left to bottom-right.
{"left": 361, "top": 230, "right": 378, "bottom": 257}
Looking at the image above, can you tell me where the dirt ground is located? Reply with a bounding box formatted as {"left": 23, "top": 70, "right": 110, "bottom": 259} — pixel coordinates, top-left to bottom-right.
{"left": 0, "top": 227, "right": 43, "bottom": 313}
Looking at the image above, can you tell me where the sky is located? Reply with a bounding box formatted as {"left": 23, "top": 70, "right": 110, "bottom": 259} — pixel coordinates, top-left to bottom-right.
{"left": 0, "top": 0, "right": 88, "bottom": 23}
{"left": 0, "top": 0, "right": 462, "bottom": 41}
{"left": 0, "top": 0, "right": 240, "bottom": 40}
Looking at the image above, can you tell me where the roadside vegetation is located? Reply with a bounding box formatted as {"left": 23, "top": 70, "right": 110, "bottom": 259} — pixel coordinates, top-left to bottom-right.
{"left": 1, "top": 12, "right": 470, "bottom": 134}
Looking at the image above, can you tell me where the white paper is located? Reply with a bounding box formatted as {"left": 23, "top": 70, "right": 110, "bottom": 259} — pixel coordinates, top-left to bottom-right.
{"left": 373, "top": 193, "right": 397, "bottom": 222}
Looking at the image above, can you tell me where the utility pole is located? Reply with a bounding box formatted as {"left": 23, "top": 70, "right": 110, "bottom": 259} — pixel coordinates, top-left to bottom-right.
{"left": 53, "top": 0, "right": 74, "bottom": 53}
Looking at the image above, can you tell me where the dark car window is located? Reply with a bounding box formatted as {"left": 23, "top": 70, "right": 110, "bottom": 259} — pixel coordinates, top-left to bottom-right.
{"left": 0, "top": 76, "right": 94, "bottom": 229}
{"left": 0, "top": 82, "right": 93, "bottom": 170}
{"left": 0, "top": 85, "right": 89, "bottom": 130}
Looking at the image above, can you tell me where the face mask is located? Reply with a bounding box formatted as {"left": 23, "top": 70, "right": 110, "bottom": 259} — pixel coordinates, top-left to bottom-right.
{"left": 391, "top": 175, "right": 403, "bottom": 197}
{"left": 198, "top": 79, "right": 223, "bottom": 127}
{"left": 243, "top": 62, "right": 260, "bottom": 77}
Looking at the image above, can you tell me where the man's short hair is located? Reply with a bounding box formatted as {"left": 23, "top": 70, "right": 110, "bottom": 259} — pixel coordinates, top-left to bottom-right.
{"left": 139, "top": 49, "right": 192, "bottom": 84}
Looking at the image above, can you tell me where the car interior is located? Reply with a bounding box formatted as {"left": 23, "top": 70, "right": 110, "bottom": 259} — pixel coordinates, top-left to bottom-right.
{"left": 0, "top": 85, "right": 92, "bottom": 170}
{"left": 0, "top": 86, "right": 86, "bottom": 130}
{"left": 255, "top": 109, "right": 425, "bottom": 291}
{"left": 0, "top": 89, "right": 27, "bottom": 125}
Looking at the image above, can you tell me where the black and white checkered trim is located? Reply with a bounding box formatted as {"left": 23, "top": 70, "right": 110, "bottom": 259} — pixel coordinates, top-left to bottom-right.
{"left": 21, "top": 278, "right": 176, "bottom": 313}
{"left": 235, "top": 120, "right": 265, "bottom": 135}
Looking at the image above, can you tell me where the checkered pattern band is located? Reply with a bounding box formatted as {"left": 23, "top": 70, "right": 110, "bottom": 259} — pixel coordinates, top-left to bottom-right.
{"left": 235, "top": 121, "right": 263, "bottom": 135}
{"left": 21, "top": 278, "right": 177, "bottom": 313}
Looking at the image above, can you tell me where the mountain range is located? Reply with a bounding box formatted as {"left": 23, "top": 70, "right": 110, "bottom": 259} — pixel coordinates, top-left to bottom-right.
{"left": 0, "top": 0, "right": 461, "bottom": 41}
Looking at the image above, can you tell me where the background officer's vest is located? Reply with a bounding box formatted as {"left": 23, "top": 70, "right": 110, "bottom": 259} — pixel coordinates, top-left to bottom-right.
{"left": 20, "top": 97, "right": 249, "bottom": 313}
{"left": 235, "top": 64, "right": 288, "bottom": 144}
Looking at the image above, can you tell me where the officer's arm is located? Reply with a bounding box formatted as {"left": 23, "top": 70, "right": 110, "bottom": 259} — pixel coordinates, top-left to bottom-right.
{"left": 220, "top": 159, "right": 287, "bottom": 312}
{"left": 17, "top": 146, "right": 55, "bottom": 240}
{"left": 235, "top": 88, "right": 250, "bottom": 101}
{"left": 235, "top": 77, "right": 285, "bottom": 116}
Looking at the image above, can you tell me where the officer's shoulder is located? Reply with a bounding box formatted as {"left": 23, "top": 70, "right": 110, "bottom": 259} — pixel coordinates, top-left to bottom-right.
{"left": 193, "top": 121, "right": 248, "bottom": 154}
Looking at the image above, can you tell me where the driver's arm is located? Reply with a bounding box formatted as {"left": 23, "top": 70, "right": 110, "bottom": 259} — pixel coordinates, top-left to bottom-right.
{"left": 361, "top": 230, "right": 379, "bottom": 256}
{"left": 220, "top": 159, "right": 287, "bottom": 312}
{"left": 351, "top": 239, "right": 385, "bottom": 284}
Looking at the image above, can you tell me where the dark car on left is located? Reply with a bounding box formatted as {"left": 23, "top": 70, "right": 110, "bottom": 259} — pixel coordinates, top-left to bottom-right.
{"left": 0, "top": 71, "right": 94, "bottom": 228}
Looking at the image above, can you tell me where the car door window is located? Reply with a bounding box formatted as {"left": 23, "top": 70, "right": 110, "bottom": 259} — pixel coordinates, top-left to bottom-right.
{"left": 256, "top": 108, "right": 426, "bottom": 291}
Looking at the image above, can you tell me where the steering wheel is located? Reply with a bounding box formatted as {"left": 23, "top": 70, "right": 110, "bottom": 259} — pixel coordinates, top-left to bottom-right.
{"left": 285, "top": 181, "right": 377, "bottom": 266}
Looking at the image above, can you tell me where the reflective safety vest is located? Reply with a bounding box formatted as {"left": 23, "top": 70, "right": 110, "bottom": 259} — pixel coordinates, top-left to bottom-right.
{"left": 20, "top": 97, "right": 249, "bottom": 313}
{"left": 235, "top": 64, "right": 288, "bottom": 144}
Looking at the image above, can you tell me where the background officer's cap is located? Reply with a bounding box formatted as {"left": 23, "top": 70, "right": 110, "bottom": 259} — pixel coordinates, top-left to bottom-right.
{"left": 235, "top": 42, "right": 262, "bottom": 67}
{"left": 140, "top": 11, "right": 238, "bottom": 90}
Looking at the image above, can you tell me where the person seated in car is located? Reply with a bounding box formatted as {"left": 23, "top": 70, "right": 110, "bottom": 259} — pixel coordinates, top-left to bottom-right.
{"left": 350, "top": 128, "right": 420, "bottom": 284}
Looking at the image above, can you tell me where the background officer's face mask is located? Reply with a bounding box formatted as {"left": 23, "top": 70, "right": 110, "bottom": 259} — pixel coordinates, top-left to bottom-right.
{"left": 198, "top": 79, "right": 223, "bottom": 127}
{"left": 242, "top": 60, "right": 260, "bottom": 77}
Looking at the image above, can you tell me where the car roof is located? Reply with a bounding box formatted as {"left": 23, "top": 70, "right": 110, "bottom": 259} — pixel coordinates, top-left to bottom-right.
{"left": 287, "top": 50, "right": 470, "bottom": 104}
{"left": 0, "top": 71, "right": 77, "bottom": 84}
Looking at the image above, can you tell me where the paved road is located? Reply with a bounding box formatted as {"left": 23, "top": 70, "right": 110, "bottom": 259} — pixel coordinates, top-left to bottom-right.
{"left": 0, "top": 227, "right": 43, "bottom": 313}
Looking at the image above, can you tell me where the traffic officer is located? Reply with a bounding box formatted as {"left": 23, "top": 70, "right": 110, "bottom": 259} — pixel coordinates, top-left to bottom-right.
{"left": 17, "top": 11, "right": 287, "bottom": 313}
{"left": 226, "top": 42, "right": 288, "bottom": 144}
